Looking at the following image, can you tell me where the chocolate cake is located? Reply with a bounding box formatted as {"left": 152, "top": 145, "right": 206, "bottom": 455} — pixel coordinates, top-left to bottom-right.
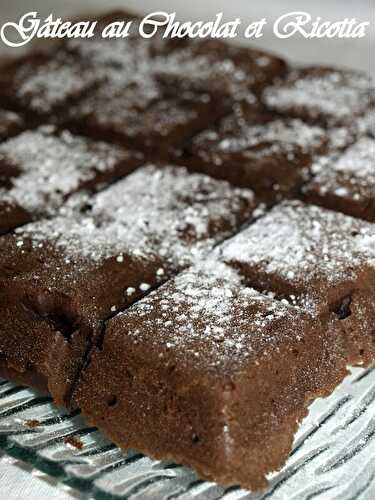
{"left": 73, "top": 260, "right": 348, "bottom": 490}
{"left": 1, "top": 8, "right": 375, "bottom": 493}
{"left": 58, "top": 19, "right": 286, "bottom": 154}
{"left": 0, "top": 126, "right": 142, "bottom": 233}
{"left": 303, "top": 137, "right": 375, "bottom": 221}
{"left": 154, "top": 38, "right": 286, "bottom": 100}
{"left": 65, "top": 75, "right": 226, "bottom": 155}
{"left": 0, "top": 52, "right": 99, "bottom": 120}
{"left": 219, "top": 200, "right": 375, "bottom": 365}
{"left": 0, "top": 165, "right": 255, "bottom": 404}
{"left": 263, "top": 66, "right": 375, "bottom": 127}
{"left": 176, "top": 106, "right": 328, "bottom": 198}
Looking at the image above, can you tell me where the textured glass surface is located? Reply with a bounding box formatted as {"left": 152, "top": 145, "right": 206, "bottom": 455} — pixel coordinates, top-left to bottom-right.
{"left": 0, "top": 365, "right": 374, "bottom": 499}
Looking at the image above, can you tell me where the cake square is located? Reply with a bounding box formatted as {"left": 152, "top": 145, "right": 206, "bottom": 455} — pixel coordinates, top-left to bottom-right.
{"left": 73, "top": 260, "right": 347, "bottom": 490}
{"left": 65, "top": 66, "right": 228, "bottom": 155}
{"left": 59, "top": 17, "right": 230, "bottom": 154}
{"left": 177, "top": 107, "right": 328, "bottom": 198}
{"left": 0, "top": 52, "right": 99, "bottom": 119}
{"left": 303, "top": 137, "right": 375, "bottom": 221}
{"left": 219, "top": 200, "right": 375, "bottom": 365}
{"left": 263, "top": 66, "right": 375, "bottom": 127}
{"left": 154, "top": 39, "right": 286, "bottom": 101}
{"left": 0, "top": 165, "right": 255, "bottom": 404}
{"left": 0, "top": 126, "right": 142, "bottom": 233}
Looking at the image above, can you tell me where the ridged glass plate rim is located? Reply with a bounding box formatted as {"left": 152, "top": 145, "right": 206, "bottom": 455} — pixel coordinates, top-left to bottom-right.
{"left": 0, "top": 364, "right": 374, "bottom": 500}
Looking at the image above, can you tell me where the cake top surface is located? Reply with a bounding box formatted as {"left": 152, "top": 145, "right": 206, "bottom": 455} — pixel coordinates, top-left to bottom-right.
{"left": 0, "top": 126, "right": 128, "bottom": 214}
{"left": 107, "top": 259, "right": 312, "bottom": 374}
{"left": 155, "top": 49, "right": 253, "bottom": 92}
{"left": 69, "top": 59, "right": 213, "bottom": 144}
{"left": 12, "top": 54, "right": 97, "bottom": 114}
{"left": 305, "top": 138, "right": 375, "bottom": 203}
{"left": 263, "top": 67, "right": 375, "bottom": 124}
{"left": 311, "top": 136, "right": 375, "bottom": 182}
{"left": 153, "top": 39, "right": 285, "bottom": 99}
{"left": 15, "top": 165, "right": 254, "bottom": 267}
{"left": 192, "top": 112, "right": 326, "bottom": 158}
{"left": 326, "top": 137, "right": 375, "bottom": 177}
{"left": 74, "top": 70, "right": 161, "bottom": 118}
{"left": 74, "top": 78, "right": 204, "bottom": 136}
{"left": 220, "top": 200, "right": 375, "bottom": 296}
{"left": 65, "top": 36, "right": 148, "bottom": 72}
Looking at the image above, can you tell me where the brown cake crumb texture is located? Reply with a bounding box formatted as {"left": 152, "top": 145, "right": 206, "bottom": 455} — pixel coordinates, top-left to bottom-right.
{"left": 0, "top": 165, "right": 254, "bottom": 405}
{"left": 303, "top": 137, "right": 375, "bottom": 221}
{"left": 1, "top": 9, "right": 375, "bottom": 492}
{"left": 24, "top": 419, "right": 40, "bottom": 428}
{"left": 64, "top": 435, "right": 84, "bottom": 450}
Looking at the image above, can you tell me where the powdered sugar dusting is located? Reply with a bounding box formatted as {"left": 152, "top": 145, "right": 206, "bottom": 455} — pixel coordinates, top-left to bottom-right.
{"left": 74, "top": 71, "right": 160, "bottom": 123}
{"left": 194, "top": 116, "right": 326, "bottom": 156}
{"left": 15, "top": 55, "right": 97, "bottom": 114}
{"left": 330, "top": 138, "right": 375, "bottom": 177}
{"left": 153, "top": 40, "right": 284, "bottom": 100}
{"left": 305, "top": 138, "right": 375, "bottom": 202}
{"left": 357, "top": 108, "right": 375, "bottom": 138}
{"left": 310, "top": 138, "right": 375, "bottom": 179}
{"left": 64, "top": 20, "right": 167, "bottom": 75}
{"left": 220, "top": 200, "right": 375, "bottom": 291}
{"left": 263, "top": 68, "right": 375, "bottom": 125}
{"left": 69, "top": 60, "right": 207, "bottom": 143}
{"left": 113, "top": 259, "right": 308, "bottom": 369}
{"left": 154, "top": 50, "right": 251, "bottom": 100}
{"left": 0, "top": 127, "right": 127, "bottom": 215}
{"left": 65, "top": 34, "right": 144, "bottom": 71}
{"left": 16, "top": 165, "right": 254, "bottom": 267}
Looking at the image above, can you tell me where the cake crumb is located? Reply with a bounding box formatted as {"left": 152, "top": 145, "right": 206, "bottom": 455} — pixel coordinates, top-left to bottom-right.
{"left": 64, "top": 435, "right": 83, "bottom": 450}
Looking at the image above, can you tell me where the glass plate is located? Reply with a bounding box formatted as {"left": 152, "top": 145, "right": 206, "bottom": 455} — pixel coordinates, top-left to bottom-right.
{"left": 0, "top": 365, "right": 374, "bottom": 500}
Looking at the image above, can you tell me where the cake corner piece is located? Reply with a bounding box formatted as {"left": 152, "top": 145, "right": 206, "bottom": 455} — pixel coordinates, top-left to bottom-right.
{"left": 73, "top": 259, "right": 348, "bottom": 491}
